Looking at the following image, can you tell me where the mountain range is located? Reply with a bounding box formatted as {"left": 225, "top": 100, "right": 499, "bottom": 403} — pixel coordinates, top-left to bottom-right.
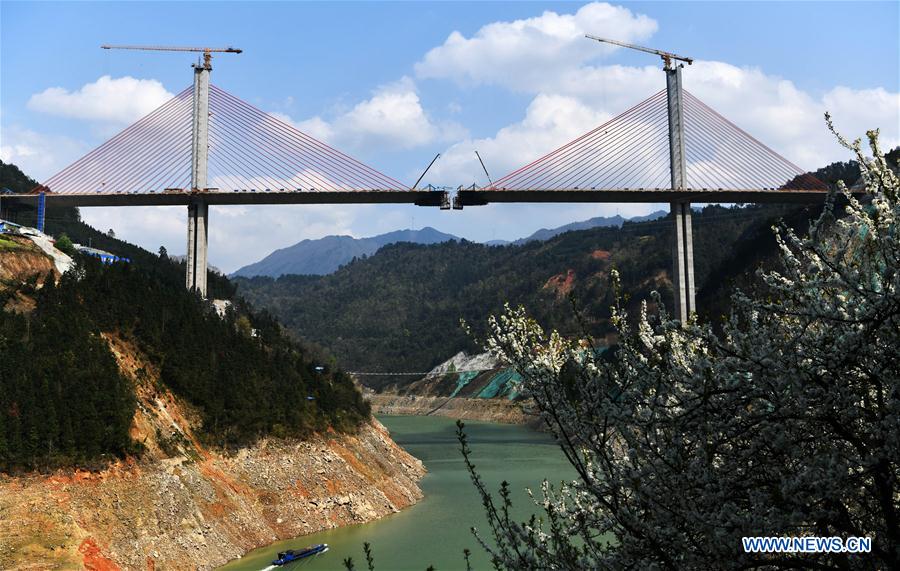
{"left": 231, "top": 210, "right": 667, "bottom": 277}
{"left": 234, "top": 203, "right": 808, "bottom": 386}
{"left": 487, "top": 210, "right": 667, "bottom": 245}
{"left": 231, "top": 227, "right": 458, "bottom": 278}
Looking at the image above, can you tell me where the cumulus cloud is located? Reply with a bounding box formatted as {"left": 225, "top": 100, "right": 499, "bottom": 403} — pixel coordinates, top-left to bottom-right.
{"left": 282, "top": 77, "right": 466, "bottom": 152}
{"left": 432, "top": 63, "right": 898, "bottom": 186}
{"left": 418, "top": 2, "right": 898, "bottom": 174}
{"left": 426, "top": 94, "right": 610, "bottom": 185}
{"left": 27, "top": 75, "right": 174, "bottom": 124}
{"left": 415, "top": 2, "right": 657, "bottom": 90}
{"left": 0, "top": 126, "right": 88, "bottom": 181}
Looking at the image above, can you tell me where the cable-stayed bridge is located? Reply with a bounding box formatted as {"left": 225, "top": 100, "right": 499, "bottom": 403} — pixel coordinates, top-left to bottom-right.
{"left": 458, "top": 89, "right": 826, "bottom": 203}
{"left": 26, "top": 84, "right": 440, "bottom": 207}
{"left": 1, "top": 42, "right": 836, "bottom": 319}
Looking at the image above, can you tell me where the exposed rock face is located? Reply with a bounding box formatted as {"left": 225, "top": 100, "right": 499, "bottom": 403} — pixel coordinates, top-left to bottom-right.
{"left": 1, "top": 233, "right": 70, "bottom": 315}
{"left": 0, "top": 235, "right": 57, "bottom": 284}
{"left": 370, "top": 351, "right": 538, "bottom": 425}
{"left": 0, "top": 336, "right": 425, "bottom": 571}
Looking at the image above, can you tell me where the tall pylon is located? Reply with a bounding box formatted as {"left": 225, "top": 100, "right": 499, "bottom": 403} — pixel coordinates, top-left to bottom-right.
{"left": 585, "top": 36, "right": 696, "bottom": 322}
{"left": 99, "top": 44, "right": 243, "bottom": 297}
{"left": 666, "top": 63, "right": 695, "bottom": 322}
{"left": 187, "top": 58, "right": 211, "bottom": 296}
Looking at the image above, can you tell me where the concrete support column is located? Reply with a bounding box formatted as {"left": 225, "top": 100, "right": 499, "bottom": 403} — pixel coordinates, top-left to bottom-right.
{"left": 186, "top": 59, "right": 211, "bottom": 297}
{"left": 186, "top": 198, "right": 208, "bottom": 296}
{"left": 666, "top": 63, "right": 695, "bottom": 322}
{"left": 670, "top": 201, "right": 695, "bottom": 321}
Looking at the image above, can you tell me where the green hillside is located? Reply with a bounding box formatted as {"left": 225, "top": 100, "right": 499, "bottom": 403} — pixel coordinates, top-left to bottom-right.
{"left": 1, "top": 162, "right": 369, "bottom": 472}
{"left": 234, "top": 151, "right": 896, "bottom": 388}
{"left": 235, "top": 202, "right": 820, "bottom": 387}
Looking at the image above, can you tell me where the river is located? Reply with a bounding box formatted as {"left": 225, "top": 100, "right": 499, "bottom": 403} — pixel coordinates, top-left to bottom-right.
{"left": 220, "top": 415, "right": 575, "bottom": 571}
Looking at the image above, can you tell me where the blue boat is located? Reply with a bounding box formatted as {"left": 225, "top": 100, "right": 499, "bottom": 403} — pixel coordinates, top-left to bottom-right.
{"left": 272, "top": 544, "right": 329, "bottom": 566}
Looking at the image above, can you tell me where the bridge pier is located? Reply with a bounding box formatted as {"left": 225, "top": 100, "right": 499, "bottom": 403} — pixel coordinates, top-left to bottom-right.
{"left": 186, "top": 198, "right": 208, "bottom": 296}
{"left": 670, "top": 201, "right": 695, "bottom": 321}
{"left": 666, "top": 63, "right": 695, "bottom": 322}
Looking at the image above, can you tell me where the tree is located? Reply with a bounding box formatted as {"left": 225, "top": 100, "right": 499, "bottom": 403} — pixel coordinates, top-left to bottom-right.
{"left": 467, "top": 121, "right": 898, "bottom": 569}
{"left": 107, "top": 228, "right": 116, "bottom": 239}
{"left": 55, "top": 233, "right": 76, "bottom": 257}
{"left": 158, "top": 245, "right": 168, "bottom": 259}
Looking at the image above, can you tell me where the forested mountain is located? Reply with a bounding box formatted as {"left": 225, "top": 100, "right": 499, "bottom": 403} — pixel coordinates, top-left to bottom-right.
{"left": 234, "top": 151, "right": 898, "bottom": 387}
{"left": 235, "top": 202, "right": 819, "bottom": 387}
{"left": 0, "top": 254, "right": 369, "bottom": 471}
{"left": 233, "top": 212, "right": 670, "bottom": 276}
{"left": 1, "top": 162, "right": 369, "bottom": 472}
{"left": 504, "top": 209, "right": 667, "bottom": 245}
{"left": 231, "top": 226, "right": 460, "bottom": 277}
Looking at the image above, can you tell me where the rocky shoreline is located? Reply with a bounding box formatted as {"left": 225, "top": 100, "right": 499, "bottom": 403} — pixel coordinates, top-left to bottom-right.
{"left": 0, "top": 419, "right": 425, "bottom": 571}
{"left": 367, "top": 393, "right": 537, "bottom": 425}
{"left": 0, "top": 333, "right": 425, "bottom": 571}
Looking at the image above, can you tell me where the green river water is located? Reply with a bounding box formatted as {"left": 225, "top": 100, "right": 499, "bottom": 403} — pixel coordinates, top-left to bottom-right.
{"left": 220, "top": 415, "right": 575, "bottom": 571}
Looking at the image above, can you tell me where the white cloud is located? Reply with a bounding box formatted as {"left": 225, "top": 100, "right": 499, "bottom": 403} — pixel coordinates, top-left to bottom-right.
{"left": 417, "top": 2, "right": 897, "bottom": 174}
{"left": 416, "top": 3, "right": 897, "bottom": 173}
{"left": 0, "top": 126, "right": 88, "bottom": 181}
{"left": 677, "top": 63, "right": 899, "bottom": 169}
{"left": 431, "top": 63, "right": 898, "bottom": 187}
{"left": 80, "top": 203, "right": 379, "bottom": 274}
{"left": 415, "top": 2, "right": 657, "bottom": 90}
{"left": 426, "top": 94, "right": 610, "bottom": 186}
{"left": 284, "top": 77, "right": 466, "bottom": 152}
{"left": 27, "top": 75, "right": 174, "bottom": 124}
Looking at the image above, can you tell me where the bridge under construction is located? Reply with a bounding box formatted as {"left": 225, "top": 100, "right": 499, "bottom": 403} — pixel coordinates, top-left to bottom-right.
{"left": 1, "top": 39, "right": 833, "bottom": 321}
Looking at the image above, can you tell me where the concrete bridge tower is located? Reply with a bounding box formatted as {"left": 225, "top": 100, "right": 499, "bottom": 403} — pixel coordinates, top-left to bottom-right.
{"left": 186, "top": 55, "right": 211, "bottom": 297}
{"left": 666, "top": 62, "right": 695, "bottom": 322}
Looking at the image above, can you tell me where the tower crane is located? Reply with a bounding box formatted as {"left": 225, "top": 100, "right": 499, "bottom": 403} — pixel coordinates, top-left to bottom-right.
{"left": 100, "top": 44, "right": 242, "bottom": 69}
{"left": 585, "top": 35, "right": 692, "bottom": 69}
{"left": 585, "top": 34, "right": 696, "bottom": 322}
{"left": 100, "top": 43, "right": 241, "bottom": 297}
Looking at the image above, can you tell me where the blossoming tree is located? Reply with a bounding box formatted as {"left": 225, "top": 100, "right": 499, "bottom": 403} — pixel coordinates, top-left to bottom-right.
{"left": 465, "top": 122, "right": 899, "bottom": 570}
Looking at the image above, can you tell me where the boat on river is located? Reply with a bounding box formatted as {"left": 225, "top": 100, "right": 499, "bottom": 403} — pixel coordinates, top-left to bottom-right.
{"left": 271, "top": 544, "right": 329, "bottom": 566}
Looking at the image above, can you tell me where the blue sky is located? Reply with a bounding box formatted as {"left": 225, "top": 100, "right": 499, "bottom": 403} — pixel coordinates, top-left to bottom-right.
{"left": 2, "top": 1, "right": 898, "bottom": 272}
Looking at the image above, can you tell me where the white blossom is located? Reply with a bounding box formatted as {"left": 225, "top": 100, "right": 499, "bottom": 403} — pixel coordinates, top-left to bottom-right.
{"left": 462, "top": 123, "right": 899, "bottom": 570}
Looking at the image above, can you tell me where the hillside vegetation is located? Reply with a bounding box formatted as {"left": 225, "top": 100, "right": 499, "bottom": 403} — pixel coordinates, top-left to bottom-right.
{"left": 1, "top": 162, "right": 370, "bottom": 472}
{"left": 236, "top": 202, "right": 816, "bottom": 386}
{"left": 235, "top": 151, "right": 892, "bottom": 388}
{"left": 0, "top": 255, "right": 369, "bottom": 471}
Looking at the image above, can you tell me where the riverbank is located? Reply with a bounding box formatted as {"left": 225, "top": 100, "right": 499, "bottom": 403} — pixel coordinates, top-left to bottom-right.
{"left": 0, "top": 333, "right": 425, "bottom": 571}
{"left": 0, "top": 420, "right": 424, "bottom": 571}
{"left": 221, "top": 416, "right": 575, "bottom": 571}
{"left": 367, "top": 392, "right": 537, "bottom": 425}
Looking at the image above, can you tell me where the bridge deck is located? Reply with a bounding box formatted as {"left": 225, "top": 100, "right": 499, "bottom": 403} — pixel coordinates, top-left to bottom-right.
{"left": 456, "top": 188, "right": 837, "bottom": 206}
{"left": 1, "top": 190, "right": 446, "bottom": 208}
{"left": 2, "top": 188, "right": 845, "bottom": 209}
